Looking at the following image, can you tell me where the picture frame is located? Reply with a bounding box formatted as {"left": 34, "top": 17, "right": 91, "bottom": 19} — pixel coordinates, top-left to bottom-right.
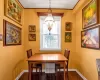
{"left": 3, "top": 20, "right": 22, "bottom": 46}
{"left": 82, "top": 0, "right": 99, "bottom": 29}
{"left": 29, "top": 25, "right": 36, "bottom": 32}
{"left": 65, "top": 32, "right": 72, "bottom": 42}
{"left": 4, "top": 0, "right": 23, "bottom": 25}
{"left": 29, "top": 34, "right": 36, "bottom": 41}
{"left": 65, "top": 22, "right": 72, "bottom": 31}
{"left": 81, "top": 25, "right": 100, "bottom": 49}
{"left": 0, "top": 34, "right": 3, "bottom": 41}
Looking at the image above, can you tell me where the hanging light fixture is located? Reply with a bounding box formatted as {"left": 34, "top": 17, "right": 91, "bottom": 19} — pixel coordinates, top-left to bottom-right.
{"left": 44, "top": 0, "right": 55, "bottom": 35}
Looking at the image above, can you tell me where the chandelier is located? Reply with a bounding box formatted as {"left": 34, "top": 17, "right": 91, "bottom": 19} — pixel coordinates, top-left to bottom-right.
{"left": 44, "top": 0, "right": 55, "bottom": 35}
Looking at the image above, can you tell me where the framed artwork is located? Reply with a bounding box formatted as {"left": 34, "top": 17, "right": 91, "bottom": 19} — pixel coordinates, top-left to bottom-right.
{"left": 81, "top": 25, "right": 100, "bottom": 49}
{"left": 29, "top": 25, "right": 36, "bottom": 32}
{"left": 82, "top": 0, "right": 99, "bottom": 29}
{"left": 29, "top": 34, "right": 36, "bottom": 41}
{"left": 3, "top": 20, "right": 21, "bottom": 46}
{"left": 65, "top": 32, "right": 72, "bottom": 42}
{"left": 4, "top": 0, "right": 23, "bottom": 25}
{"left": 0, "top": 34, "right": 3, "bottom": 41}
{"left": 65, "top": 22, "right": 72, "bottom": 31}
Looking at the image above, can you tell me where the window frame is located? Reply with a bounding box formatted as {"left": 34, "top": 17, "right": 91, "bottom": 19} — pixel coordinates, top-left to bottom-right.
{"left": 40, "top": 16, "right": 61, "bottom": 51}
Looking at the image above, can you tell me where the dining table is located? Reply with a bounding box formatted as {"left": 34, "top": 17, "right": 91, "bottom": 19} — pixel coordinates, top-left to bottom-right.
{"left": 27, "top": 53, "right": 67, "bottom": 80}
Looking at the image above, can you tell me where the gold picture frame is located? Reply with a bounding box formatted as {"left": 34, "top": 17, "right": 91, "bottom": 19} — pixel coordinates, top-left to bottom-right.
{"left": 4, "top": 0, "right": 23, "bottom": 25}
{"left": 29, "top": 25, "right": 36, "bottom": 32}
{"left": 65, "top": 32, "right": 72, "bottom": 42}
{"left": 0, "top": 34, "right": 3, "bottom": 41}
{"left": 3, "top": 20, "right": 22, "bottom": 46}
{"left": 81, "top": 25, "right": 100, "bottom": 49}
{"left": 29, "top": 34, "right": 36, "bottom": 41}
{"left": 82, "top": 0, "right": 100, "bottom": 29}
{"left": 65, "top": 22, "right": 72, "bottom": 31}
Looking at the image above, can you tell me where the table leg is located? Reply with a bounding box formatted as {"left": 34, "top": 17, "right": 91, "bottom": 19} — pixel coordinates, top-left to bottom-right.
{"left": 28, "top": 62, "right": 32, "bottom": 80}
{"left": 64, "top": 61, "right": 66, "bottom": 80}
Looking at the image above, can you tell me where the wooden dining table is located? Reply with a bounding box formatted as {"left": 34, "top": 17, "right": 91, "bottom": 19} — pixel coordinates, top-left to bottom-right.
{"left": 27, "top": 53, "right": 67, "bottom": 80}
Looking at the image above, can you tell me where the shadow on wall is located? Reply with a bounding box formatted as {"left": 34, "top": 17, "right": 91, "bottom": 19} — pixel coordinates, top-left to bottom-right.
{"left": 12, "top": 60, "right": 24, "bottom": 80}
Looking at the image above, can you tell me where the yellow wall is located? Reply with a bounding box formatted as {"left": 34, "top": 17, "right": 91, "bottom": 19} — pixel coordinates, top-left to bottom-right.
{"left": 0, "top": 0, "right": 99, "bottom": 80}
{"left": 74, "top": 0, "right": 99, "bottom": 80}
{"left": 23, "top": 9, "right": 77, "bottom": 69}
{"left": 0, "top": 0, "right": 25, "bottom": 80}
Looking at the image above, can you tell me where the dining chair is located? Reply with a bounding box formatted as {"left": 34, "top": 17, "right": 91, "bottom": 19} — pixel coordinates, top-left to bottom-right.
{"left": 27, "top": 49, "right": 42, "bottom": 73}
{"left": 55, "top": 49, "right": 70, "bottom": 80}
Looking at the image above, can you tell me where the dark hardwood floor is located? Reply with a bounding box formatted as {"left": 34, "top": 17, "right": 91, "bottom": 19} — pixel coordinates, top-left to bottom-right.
{"left": 19, "top": 71, "right": 83, "bottom": 80}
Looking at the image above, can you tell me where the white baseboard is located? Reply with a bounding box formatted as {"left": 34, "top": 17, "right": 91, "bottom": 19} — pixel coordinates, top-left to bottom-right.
{"left": 76, "top": 69, "right": 87, "bottom": 80}
{"left": 15, "top": 70, "right": 24, "bottom": 80}
{"left": 15, "top": 69, "right": 87, "bottom": 80}
{"left": 68, "top": 69, "right": 76, "bottom": 71}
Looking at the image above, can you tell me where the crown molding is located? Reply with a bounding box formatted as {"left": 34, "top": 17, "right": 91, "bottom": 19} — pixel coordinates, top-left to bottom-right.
{"left": 37, "top": 12, "right": 64, "bottom": 17}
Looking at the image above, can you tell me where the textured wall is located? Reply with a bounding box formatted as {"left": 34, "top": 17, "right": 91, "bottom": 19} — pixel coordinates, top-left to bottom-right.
{"left": 74, "top": 0, "right": 99, "bottom": 80}
{"left": 23, "top": 9, "right": 77, "bottom": 69}
{"left": 0, "top": 0, "right": 25, "bottom": 80}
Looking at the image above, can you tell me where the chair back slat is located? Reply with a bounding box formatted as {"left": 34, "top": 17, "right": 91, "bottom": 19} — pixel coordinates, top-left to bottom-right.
{"left": 64, "top": 49, "right": 70, "bottom": 60}
{"left": 27, "top": 49, "right": 32, "bottom": 58}
{"left": 64, "top": 49, "right": 70, "bottom": 69}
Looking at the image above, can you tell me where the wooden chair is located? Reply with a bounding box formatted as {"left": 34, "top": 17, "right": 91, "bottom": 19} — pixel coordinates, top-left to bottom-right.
{"left": 55, "top": 49, "right": 70, "bottom": 80}
{"left": 27, "top": 49, "right": 42, "bottom": 73}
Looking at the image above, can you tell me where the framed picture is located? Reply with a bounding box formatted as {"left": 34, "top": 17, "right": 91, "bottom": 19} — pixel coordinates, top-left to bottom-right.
{"left": 82, "top": 0, "right": 99, "bottom": 29}
{"left": 81, "top": 25, "right": 100, "bottom": 49}
{"left": 0, "top": 34, "right": 3, "bottom": 41}
{"left": 65, "top": 32, "right": 72, "bottom": 42}
{"left": 29, "top": 25, "right": 36, "bottom": 32}
{"left": 29, "top": 34, "right": 36, "bottom": 41}
{"left": 65, "top": 22, "right": 72, "bottom": 31}
{"left": 4, "top": 0, "right": 23, "bottom": 25}
{"left": 3, "top": 20, "right": 21, "bottom": 46}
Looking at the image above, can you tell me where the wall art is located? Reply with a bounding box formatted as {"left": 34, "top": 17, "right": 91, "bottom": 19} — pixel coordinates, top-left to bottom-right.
{"left": 65, "top": 32, "right": 72, "bottom": 42}
{"left": 81, "top": 25, "right": 100, "bottom": 49}
{"left": 29, "top": 25, "right": 36, "bottom": 32}
{"left": 65, "top": 22, "right": 72, "bottom": 31}
{"left": 3, "top": 20, "right": 21, "bottom": 46}
{"left": 0, "top": 34, "right": 3, "bottom": 41}
{"left": 4, "top": 0, "right": 23, "bottom": 25}
{"left": 82, "top": 0, "right": 99, "bottom": 29}
{"left": 29, "top": 34, "right": 36, "bottom": 41}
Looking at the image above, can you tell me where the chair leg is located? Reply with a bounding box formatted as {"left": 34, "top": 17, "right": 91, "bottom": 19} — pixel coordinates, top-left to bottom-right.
{"left": 39, "top": 68, "right": 40, "bottom": 72}
{"left": 41, "top": 67, "right": 42, "bottom": 75}
{"left": 67, "top": 68, "right": 69, "bottom": 80}
{"left": 55, "top": 66, "right": 58, "bottom": 72}
{"left": 55, "top": 69, "right": 58, "bottom": 80}
{"left": 36, "top": 67, "right": 37, "bottom": 72}
{"left": 59, "top": 67, "right": 60, "bottom": 72}
{"left": 31, "top": 68, "right": 33, "bottom": 79}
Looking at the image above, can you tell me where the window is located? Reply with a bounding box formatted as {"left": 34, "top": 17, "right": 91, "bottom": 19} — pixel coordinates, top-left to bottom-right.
{"left": 40, "top": 16, "right": 61, "bottom": 51}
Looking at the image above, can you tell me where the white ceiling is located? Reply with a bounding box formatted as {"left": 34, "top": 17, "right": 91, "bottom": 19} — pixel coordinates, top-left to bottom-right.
{"left": 18, "top": 0, "right": 79, "bottom": 9}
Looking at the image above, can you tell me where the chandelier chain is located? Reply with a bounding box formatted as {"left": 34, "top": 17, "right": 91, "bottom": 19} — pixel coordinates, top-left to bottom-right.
{"left": 49, "top": 0, "right": 51, "bottom": 9}
{"left": 48, "top": 0, "right": 52, "bottom": 13}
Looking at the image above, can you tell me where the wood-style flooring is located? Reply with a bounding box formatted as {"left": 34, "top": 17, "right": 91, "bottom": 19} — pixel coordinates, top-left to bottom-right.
{"left": 19, "top": 71, "right": 83, "bottom": 80}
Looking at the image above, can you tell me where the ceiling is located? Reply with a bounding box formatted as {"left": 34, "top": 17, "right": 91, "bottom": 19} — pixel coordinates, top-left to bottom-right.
{"left": 18, "top": 0, "right": 79, "bottom": 9}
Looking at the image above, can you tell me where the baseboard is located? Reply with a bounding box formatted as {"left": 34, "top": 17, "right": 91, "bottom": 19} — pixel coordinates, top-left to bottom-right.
{"left": 15, "top": 69, "right": 87, "bottom": 80}
{"left": 68, "top": 69, "right": 76, "bottom": 71}
{"left": 75, "top": 70, "right": 87, "bottom": 80}
{"left": 15, "top": 70, "right": 24, "bottom": 80}
{"left": 57, "top": 69, "right": 87, "bottom": 80}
